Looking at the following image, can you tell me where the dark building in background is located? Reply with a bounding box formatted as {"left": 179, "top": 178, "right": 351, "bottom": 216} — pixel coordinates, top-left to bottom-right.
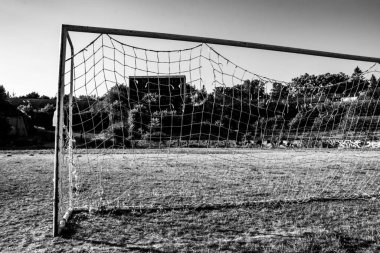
{"left": 128, "top": 75, "right": 186, "bottom": 108}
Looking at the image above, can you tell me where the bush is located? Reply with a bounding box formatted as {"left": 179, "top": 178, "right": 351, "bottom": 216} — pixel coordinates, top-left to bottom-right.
{"left": 111, "top": 123, "right": 131, "bottom": 147}
{"left": 39, "top": 103, "right": 55, "bottom": 114}
{"left": 340, "top": 116, "right": 380, "bottom": 132}
{"left": 0, "top": 117, "right": 11, "bottom": 145}
{"left": 33, "top": 111, "right": 54, "bottom": 130}
{"left": 18, "top": 102, "right": 34, "bottom": 116}
{"left": 346, "top": 100, "right": 380, "bottom": 117}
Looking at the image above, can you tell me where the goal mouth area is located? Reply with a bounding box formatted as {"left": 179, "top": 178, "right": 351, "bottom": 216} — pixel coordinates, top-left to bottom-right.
{"left": 54, "top": 24, "right": 380, "bottom": 238}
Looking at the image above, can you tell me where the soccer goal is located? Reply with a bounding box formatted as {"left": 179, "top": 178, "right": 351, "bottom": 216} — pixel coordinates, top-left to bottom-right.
{"left": 53, "top": 24, "right": 380, "bottom": 236}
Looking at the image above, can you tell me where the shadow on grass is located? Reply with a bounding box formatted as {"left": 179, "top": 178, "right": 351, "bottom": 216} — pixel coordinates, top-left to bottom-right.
{"left": 61, "top": 220, "right": 165, "bottom": 253}
{"left": 81, "top": 239, "right": 165, "bottom": 253}
{"left": 59, "top": 200, "right": 379, "bottom": 252}
{"left": 72, "top": 195, "right": 377, "bottom": 217}
{"left": 334, "top": 232, "right": 377, "bottom": 253}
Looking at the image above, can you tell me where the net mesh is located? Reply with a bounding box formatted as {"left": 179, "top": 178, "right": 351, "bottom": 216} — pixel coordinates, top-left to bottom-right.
{"left": 58, "top": 34, "right": 380, "bottom": 218}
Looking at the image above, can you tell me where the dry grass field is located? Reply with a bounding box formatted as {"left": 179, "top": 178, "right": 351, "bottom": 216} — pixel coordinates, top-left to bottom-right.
{"left": 0, "top": 149, "right": 379, "bottom": 252}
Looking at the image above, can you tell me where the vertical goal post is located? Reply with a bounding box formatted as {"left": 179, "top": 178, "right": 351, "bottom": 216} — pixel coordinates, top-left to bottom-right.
{"left": 53, "top": 24, "right": 380, "bottom": 237}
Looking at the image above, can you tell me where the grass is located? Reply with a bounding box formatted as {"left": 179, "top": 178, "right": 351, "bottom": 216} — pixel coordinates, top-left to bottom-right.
{"left": 0, "top": 149, "right": 379, "bottom": 252}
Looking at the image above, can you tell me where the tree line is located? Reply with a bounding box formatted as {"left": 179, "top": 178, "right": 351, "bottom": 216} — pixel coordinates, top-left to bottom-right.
{"left": 1, "top": 67, "right": 380, "bottom": 147}
{"left": 71, "top": 67, "right": 380, "bottom": 147}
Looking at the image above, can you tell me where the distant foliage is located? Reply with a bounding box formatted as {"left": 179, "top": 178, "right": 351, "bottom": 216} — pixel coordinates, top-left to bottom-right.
{"left": 39, "top": 103, "right": 55, "bottom": 114}
{"left": 17, "top": 102, "right": 34, "bottom": 116}
{"left": 0, "top": 85, "right": 8, "bottom": 102}
{"left": 15, "top": 67, "right": 378, "bottom": 146}
{"left": 22, "top": 92, "right": 40, "bottom": 99}
{"left": 0, "top": 116, "right": 11, "bottom": 144}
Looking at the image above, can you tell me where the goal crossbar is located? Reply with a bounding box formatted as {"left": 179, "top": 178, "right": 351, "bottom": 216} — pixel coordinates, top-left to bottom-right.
{"left": 62, "top": 24, "right": 380, "bottom": 63}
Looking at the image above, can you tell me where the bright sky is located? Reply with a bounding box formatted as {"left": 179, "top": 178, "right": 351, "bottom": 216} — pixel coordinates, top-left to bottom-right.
{"left": 0, "top": 0, "right": 379, "bottom": 97}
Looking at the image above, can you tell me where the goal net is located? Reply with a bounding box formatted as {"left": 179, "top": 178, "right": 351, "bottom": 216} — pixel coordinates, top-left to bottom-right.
{"left": 55, "top": 26, "right": 380, "bottom": 235}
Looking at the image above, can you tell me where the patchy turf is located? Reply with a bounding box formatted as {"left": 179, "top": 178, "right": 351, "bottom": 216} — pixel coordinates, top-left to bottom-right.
{"left": 0, "top": 149, "right": 379, "bottom": 252}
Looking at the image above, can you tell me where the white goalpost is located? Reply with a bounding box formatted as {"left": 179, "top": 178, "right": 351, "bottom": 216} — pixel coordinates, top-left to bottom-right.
{"left": 53, "top": 24, "right": 380, "bottom": 236}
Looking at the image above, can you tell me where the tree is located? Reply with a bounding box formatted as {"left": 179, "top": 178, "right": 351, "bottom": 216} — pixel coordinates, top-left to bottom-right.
{"left": 364, "top": 74, "right": 380, "bottom": 99}
{"left": 352, "top": 66, "right": 363, "bottom": 77}
{"left": 270, "top": 82, "right": 289, "bottom": 101}
{"left": 39, "top": 103, "right": 55, "bottom": 113}
{"left": 23, "top": 92, "right": 40, "bottom": 99}
{"left": 369, "top": 75, "right": 378, "bottom": 88}
{"left": 0, "top": 85, "right": 8, "bottom": 102}
{"left": 105, "top": 84, "right": 129, "bottom": 105}
{"left": 241, "top": 79, "right": 266, "bottom": 100}
{"left": 0, "top": 85, "right": 11, "bottom": 144}
{"left": 188, "top": 84, "right": 207, "bottom": 106}
{"left": 18, "top": 102, "right": 34, "bottom": 116}
{"left": 0, "top": 117, "right": 11, "bottom": 145}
